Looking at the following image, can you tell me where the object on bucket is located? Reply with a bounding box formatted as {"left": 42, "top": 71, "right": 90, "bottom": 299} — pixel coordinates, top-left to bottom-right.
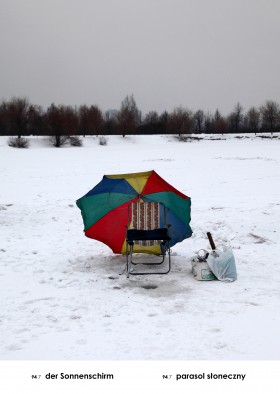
{"left": 206, "top": 232, "right": 237, "bottom": 283}
{"left": 191, "top": 249, "right": 216, "bottom": 281}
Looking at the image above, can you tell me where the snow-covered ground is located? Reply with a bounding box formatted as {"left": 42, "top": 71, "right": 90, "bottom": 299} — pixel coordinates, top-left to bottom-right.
{"left": 1, "top": 134, "right": 280, "bottom": 360}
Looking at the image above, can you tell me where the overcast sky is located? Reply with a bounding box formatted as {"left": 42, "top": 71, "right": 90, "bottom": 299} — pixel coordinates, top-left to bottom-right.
{"left": 0, "top": 0, "right": 279, "bottom": 115}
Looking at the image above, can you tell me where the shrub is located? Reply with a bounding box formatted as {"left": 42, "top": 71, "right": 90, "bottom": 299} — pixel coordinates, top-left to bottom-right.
{"left": 70, "top": 136, "right": 83, "bottom": 146}
{"left": 49, "top": 135, "right": 68, "bottom": 147}
{"left": 176, "top": 134, "right": 202, "bottom": 142}
{"left": 8, "top": 136, "right": 29, "bottom": 148}
{"left": 99, "top": 136, "right": 107, "bottom": 145}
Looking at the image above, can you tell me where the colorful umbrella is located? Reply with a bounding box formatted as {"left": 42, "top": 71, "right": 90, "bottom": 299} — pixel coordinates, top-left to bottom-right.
{"left": 76, "top": 170, "right": 192, "bottom": 254}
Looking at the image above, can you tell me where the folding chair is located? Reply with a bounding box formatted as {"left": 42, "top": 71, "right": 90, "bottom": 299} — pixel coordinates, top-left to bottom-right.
{"left": 125, "top": 202, "right": 171, "bottom": 277}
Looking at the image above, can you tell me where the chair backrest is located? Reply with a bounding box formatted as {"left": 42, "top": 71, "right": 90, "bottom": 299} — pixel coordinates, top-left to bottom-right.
{"left": 129, "top": 202, "right": 162, "bottom": 246}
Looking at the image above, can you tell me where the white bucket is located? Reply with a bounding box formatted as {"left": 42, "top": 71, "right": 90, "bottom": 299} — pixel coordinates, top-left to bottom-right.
{"left": 191, "top": 256, "right": 216, "bottom": 281}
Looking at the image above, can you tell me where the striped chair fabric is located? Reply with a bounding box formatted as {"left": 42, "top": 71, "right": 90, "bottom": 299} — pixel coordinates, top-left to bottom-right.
{"left": 130, "top": 202, "right": 161, "bottom": 246}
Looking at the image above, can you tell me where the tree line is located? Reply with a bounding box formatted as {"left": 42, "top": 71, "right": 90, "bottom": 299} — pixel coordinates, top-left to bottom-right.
{"left": 1, "top": 96, "right": 280, "bottom": 143}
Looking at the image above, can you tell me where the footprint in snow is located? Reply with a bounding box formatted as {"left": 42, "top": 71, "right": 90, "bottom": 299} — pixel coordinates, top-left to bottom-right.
{"left": 246, "top": 302, "right": 259, "bottom": 307}
{"left": 208, "top": 328, "right": 221, "bottom": 333}
{"left": 7, "top": 344, "right": 22, "bottom": 351}
{"left": 249, "top": 233, "right": 268, "bottom": 244}
{"left": 141, "top": 284, "right": 158, "bottom": 290}
{"left": 215, "top": 343, "right": 227, "bottom": 349}
{"left": 76, "top": 339, "right": 87, "bottom": 345}
{"left": 14, "top": 328, "right": 30, "bottom": 334}
{"left": 47, "top": 315, "right": 58, "bottom": 323}
{"left": 0, "top": 204, "right": 13, "bottom": 210}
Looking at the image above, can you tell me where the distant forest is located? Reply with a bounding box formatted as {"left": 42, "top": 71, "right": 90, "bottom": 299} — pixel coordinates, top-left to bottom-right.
{"left": 1, "top": 95, "right": 280, "bottom": 139}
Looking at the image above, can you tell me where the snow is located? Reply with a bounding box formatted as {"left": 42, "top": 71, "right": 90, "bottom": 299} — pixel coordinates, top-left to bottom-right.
{"left": 1, "top": 134, "right": 280, "bottom": 360}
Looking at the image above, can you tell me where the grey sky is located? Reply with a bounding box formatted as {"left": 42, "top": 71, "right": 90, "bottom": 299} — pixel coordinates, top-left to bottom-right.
{"left": 1, "top": 0, "right": 280, "bottom": 115}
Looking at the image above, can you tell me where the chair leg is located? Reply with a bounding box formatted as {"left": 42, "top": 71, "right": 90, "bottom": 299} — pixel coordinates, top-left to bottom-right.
{"left": 126, "top": 242, "right": 129, "bottom": 277}
{"left": 128, "top": 241, "right": 171, "bottom": 276}
{"left": 126, "top": 241, "right": 134, "bottom": 278}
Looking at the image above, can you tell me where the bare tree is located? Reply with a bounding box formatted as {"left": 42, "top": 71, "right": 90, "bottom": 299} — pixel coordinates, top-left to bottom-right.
{"left": 143, "top": 111, "right": 159, "bottom": 125}
{"left": 227, "top": 103, "right": 244, "bottom": 132}
{"left": 27, "top": 104, "right": 45, "bottom": 135}
{"left": 204, "top": 112, "right": 214, "bottom": 134}
{"left": 213, "top": 110, "right": 227, "bottom": 134}
{"left": 46, "top": 104, "right": 67, "bottom": 147}
{"left": 167, "top": 107, "right": 193, "bottom": 136}
{"left": 78, "top": 105, "right": 89, "bottom": 136}
{"left": 117, "top": 95, "right": 140, "bottom": 136}
{"left": 246, "top": 107, "right": 260, "bottom": 134}
{"left": 78, "top": 105, "right": 104, "bottom": 136}
{"left": 104, "top": 110, "right": 118, "bottom": 135}
{"left": 62, "top": 106, "right": 79, "bottom": 136}
{"left": 159, "top": 111, "right": 169, "bottom": 134}
{"left": 6, "top": 97, "right": 30, "bottom": 138}
{"left": 260, "top": 100, "right": 280, "bottom": 134}
{"left": 87, "top": 105, "right": 104, "bottom": 135}
{"left": 193, "top": 110, "right": 204, "bottom": 133}
{"left": 0, "top": 100, "right": 9, "bottom": 135}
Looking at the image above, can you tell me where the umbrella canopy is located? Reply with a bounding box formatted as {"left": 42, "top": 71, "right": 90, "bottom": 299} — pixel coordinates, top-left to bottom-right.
{"left": 76, "top": 170, "right": 192, "bottom": 254}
